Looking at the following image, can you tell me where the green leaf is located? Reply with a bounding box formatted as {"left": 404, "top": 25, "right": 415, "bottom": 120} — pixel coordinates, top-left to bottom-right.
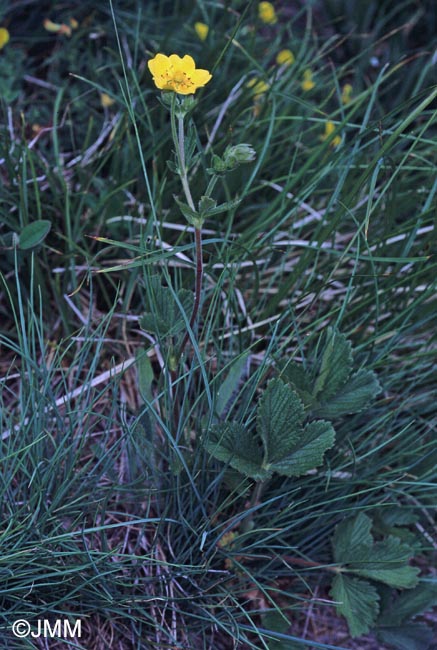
{"left": 347, "top": 537, "right": 419, "bottom": 588}
{"left": 314, "top": 369, "right": 381, "bottom": 418}
{"left": 173, "top": 196, "right": 202, "bottom": 227}
{"left": 377, "top": 624, "right": 434, "bottom": 650}
{"left": 379, "top": 583, "right": 437, "bottom": 626}
{"left": 198, "top": 195, "right": 217, "bottom": 215}
{"left": 140, "top": 276, "right": 193, "bottom": 339}
{"left": 257, "top": 379, "right": 305, "bottom": 464}
{"left": 313, "top": 328, "right": 353, "bottom": 400}
{"left": 203, "top": 423, "right": 268, "bottom": 480}
{"left": 18, "top": 220, "right": 51, "bottom": 250}
{"left": 278, "top": 360, "right": 314, "bottom": 406}
{"left": 269, "top": 420, "right": 335, "bottom": 477}
{"left": 136, "top": 350, "right": 154, "bottom": 404}
{"left": 330, "top": 574, "right": 379, "bottom": 637}
{"left": 333, "top": 512, "right": 373, "bottom": 563}
{"left": 203, "top": 198, "right": 241, "bottom": 216}
{"left": 215, "top": 352, "right": 249, "bottom": 417}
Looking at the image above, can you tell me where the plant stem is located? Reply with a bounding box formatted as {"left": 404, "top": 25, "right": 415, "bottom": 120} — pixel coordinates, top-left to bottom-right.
{"left": 178, "top": 226, "right": 203, "bottom": 357}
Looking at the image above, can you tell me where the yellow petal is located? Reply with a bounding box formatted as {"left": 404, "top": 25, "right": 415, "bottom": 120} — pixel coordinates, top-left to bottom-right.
{"left": 192, "top": 69, "right": 212, "bottom": 86}
{"left": 194, "top": 22, "right": 209, "bottom": 41}
{"left": 276, "top": 49, "right": 295, "bottom": 66}
{"left": 0, "top": 27, "right": 10, "bottom": 49}
{"left": 258, "top": 2, "right": 277, "bottom": 25}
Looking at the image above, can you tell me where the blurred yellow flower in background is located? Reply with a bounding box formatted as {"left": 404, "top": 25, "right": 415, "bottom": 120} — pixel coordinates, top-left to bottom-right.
{"left": 321, "top": 121, "right": 342, "bottom": 147}
{"left": 148, "top": 53, "right": 212, "bottom": 95}
{"left": 247, "top": 77, "right": 270, "bottom": 97}
{"left": 341, "top": 83, "right": 353, "bottom": 105}
{"left": 0, "top": 27, "right": 10, "bottom": 49}
{"left": 301, "top": 69, "right": 315, "bottom": 91}
{"left": 276, "top": 49, "right": 295, "bottom": 66}
{"left": 258, "top": 2, "right": 277, "bottom": 25}
{"left": 100, "top": 93, "right": 115, "bottom": 108}
{"left": 194, "top": 22, "right": 209, "bottom": 41}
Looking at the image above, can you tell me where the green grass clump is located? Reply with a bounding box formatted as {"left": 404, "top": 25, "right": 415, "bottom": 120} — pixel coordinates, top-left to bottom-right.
{"left": 1, "top": 1, "right": 436, "bottom": 648}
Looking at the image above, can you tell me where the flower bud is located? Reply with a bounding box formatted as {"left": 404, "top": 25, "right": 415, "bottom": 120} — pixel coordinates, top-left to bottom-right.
{"left": 223, "top": 143, "right": 256, "bottom": 168}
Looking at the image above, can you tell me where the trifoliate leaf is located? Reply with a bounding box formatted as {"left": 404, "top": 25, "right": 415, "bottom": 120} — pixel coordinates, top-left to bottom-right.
{"left": 314, "top": 368, "right": 381, "bottom": 418}
{"left": 268, "top": 420, "right": 335, "bottom": 477}
{"left": 333, "top": 512, "right": 373, "bottom": 563}
{"left": 347, "top": 536, "right": 419, "bottom": 588}
{"left": 203, "top": 423, "right": 268, "bottom": 480}
{"left": 330, "top": 573, "right": 380, "bottom": 637}
{"left": 313, "top": 328, "right": 353, "bottom": 400}
{"left": 257, "top": 379, "right": 305, "bottom": 464}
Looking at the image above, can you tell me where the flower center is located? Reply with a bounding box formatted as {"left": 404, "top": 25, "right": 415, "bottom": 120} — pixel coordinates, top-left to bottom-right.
{"left": 173, "top": 70, "right": 189, "bottom": 84}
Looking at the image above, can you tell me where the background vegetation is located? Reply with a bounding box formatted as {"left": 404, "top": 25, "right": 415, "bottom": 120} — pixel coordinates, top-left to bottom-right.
{"left": 0, "top": 1, "right": 436, "bottom": 648}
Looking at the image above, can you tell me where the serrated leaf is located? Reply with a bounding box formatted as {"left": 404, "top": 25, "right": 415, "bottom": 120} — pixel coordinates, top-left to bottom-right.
{"left": 377, "top": 624, "right": 434, "bottom": 650}
{"left": 379, "top": 583, "right": 437, "bottom": 626}
{"left": 19, "top": 220, "right": 51, "bottom": 250}
{"left": 173, "top": 195, "right": 202, "bottom": 226}
{"left": 314, "top": 368, "right": 381, "bottom": 418}
{"left": 215, "top": 352, "right": 249, "bottom": 417}
{"left": 204, "top": 198, "right": 241, "bottom": 216}
{"left": 330, "top": 574, "right": 380, "bottom": 637}
{"left": 198, "top": 195, "right": 217, "bottom": 215}
{"left": 313, "top": 328, "right": 353, "bottom": 400}
{"left": 140, "top": 276, "right": 193, "bottom": 339}
{"left": 333, "top": 512, "right": 374, "bottom": 563}
{"left": 203, "top": 423, "right": 268, "bottom": 480}
{"left": 278, "top": 360, "right": 314, "bottom": 406}
{"left": 269, "top": 420, "right": 335, "bottom": 477}
{"left": 257, "top": 379, "right": 305, "bottom": 464}
{"left": 347, "top": 536, "right": 419, "bottom": 588}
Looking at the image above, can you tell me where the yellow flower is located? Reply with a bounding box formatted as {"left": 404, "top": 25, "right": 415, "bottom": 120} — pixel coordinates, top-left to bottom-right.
{"left": 100, "top": 92, "right": 115, "bottom": 108}
{"left": 194, "top": 22, "right": 209, "bottom": 41}
{"left": 69, "top": 17, "right": 79, "bottom": 30}
{"left": 301, "top": 69, "right": 315, "bottom": 91}
{"left": 276, "top": 49, "right": 295, "bottom": 66}
{"left": 341, "top": 83, "right": 353, "bottom": 105}
{"left": 321, "top": 121, "right": 342, "bottom": 147}
{"left": 0, "top": 27, "right": 10, "bottom": 50}
{"left": 148, "top": 53, "right": 212, "bottom": 95}
{"left": 247, "top": 77, "right": 270, "bottom": 97}
{"left": 258, "top": 2, "right": 277, "bottom": 25}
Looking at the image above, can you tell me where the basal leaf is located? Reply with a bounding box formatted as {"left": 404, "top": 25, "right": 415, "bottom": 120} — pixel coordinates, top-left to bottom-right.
{"left": 377, "top": 624, "right": 434, "bottom": 650}
{"left": 314, "top": 369, "right": 381, "bottom": 418}
{"left": 257, "top": 379, "right": 305, "bottom": 464}
{"left": 330, "top": 573, "right": 379, "bottom": 637}
{"left": 313, "top": 328, "right": 353, "bottom": 400}
{"left": 203, "top": 423, "right": 268, "bottom": 480}
{"left": 379, "top": 583, "right": 437, "bottom": 626}
{"left": 269, "top": 420, "right": 335, "bottom": 477}
{"left": 333, "top": 512, "right": 373, "bottom": 563}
